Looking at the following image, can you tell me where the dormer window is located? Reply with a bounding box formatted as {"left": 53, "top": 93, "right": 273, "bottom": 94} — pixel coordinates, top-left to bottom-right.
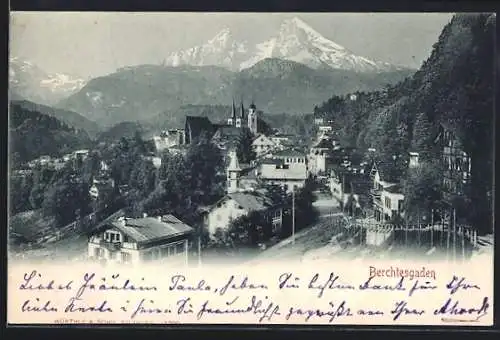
{"left": 105, "top": 230, "right": 121, "bottom": 243}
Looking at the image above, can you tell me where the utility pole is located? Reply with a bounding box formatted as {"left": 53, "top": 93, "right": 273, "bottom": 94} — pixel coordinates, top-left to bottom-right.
{"left": 341, "top": 172, "right": 345, "bottom": 214}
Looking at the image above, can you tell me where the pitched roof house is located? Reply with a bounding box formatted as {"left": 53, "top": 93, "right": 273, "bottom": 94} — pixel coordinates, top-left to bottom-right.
{"left": 202, "top": 190, "right": 283, "bottom": 237}
{"left": 88, "top": 214, "right": 194, "bottom": 265}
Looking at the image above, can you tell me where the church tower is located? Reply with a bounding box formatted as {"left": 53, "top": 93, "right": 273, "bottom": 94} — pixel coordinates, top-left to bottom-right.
{"left": 227, "top": 99, "right": 236, "bottom": 126}
{"left": 248, "top": 101, "right": 258, "bottom": 135}
{"left": 236, "top": 100, "right": 245, "bottom": 128}
{"left": 227, "top": 149, "right": 242, "bottom": 194}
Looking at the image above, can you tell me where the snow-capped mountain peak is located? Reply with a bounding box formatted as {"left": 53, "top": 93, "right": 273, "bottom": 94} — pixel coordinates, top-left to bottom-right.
{"left": 208, "top": 27, "right": 232, "bottom": 44}
{"left": 162, "top": 17, "right": 403, "bottom": 73}
{"left": 9, "top": 56, "right": 88, "bottom": 105}
{"left": 164, "top": 27, "right": 249, "bottom": 70}
{"left": 278, "top": 16, "right": 347, "bottom": 52}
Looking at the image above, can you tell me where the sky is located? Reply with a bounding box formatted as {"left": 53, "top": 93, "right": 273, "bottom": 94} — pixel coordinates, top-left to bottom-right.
{"left": 10, "top": 12, "right": 454, "bottom": 78}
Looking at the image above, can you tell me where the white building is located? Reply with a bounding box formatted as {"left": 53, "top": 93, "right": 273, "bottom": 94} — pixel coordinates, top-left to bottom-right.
{"left": 88, "top": 214, "right": 193, "bottom": 265}
{"left": 269, "top": 134, "right": 294, "bottom": 148}
{"left": 370, "top": 164, "right": 404, "bottom": 222}
{"left": 252, "top": 134, "right": 279, "bottom": 157}
{"left": 202, "top": 149, "right": 284, "bottom": 238}
{"left": 309, "top": 138, "right": 332, "bottom": 175}
{"left": 258, "top": 158, "right": 308, "bottom": 193}
{"left": 227, "top": 149, "right": 242, "bottom": 194}
{"left": 408, "top": 152, "right": 420, "bottom": 169}
{"left": 152, "top": 129, "right": 185, "bottom": 152}
{"left": 203, "top": 191, "right": 282, "bottom": 237}
{"left": 379, "top": 185, "right": 405, "bottom": 222}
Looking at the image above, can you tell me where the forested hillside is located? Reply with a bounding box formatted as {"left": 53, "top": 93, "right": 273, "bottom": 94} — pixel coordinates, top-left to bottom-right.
{"left": 9, "top": 102, "right": 93, "bottom": 167}
{"left": 11, "top": 99, "right": 100, "bottom": 138}
{"left": 314, "top": 13, "right": 495, "bottom": 234}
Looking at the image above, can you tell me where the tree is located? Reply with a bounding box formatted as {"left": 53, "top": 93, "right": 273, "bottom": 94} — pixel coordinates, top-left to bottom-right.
{"left": 411, "top": 112, "right": 435, "bottom": 161}
{"left": 184, "top": 135, "right": 225, "bottom": 207}
{"left": 403, "top": 160, "right": 443, "bottom": 223}
{"left": 9, "top": 173, "right": 33, "bottom": 214}
{"left": 227, "top": 211, "right": 269, "bottom": 248}
{"left": 42, "top": 175, "right": 92, "bottom": 226}
{"left": 29, "top": 167, "right": 47, "bottom": 209}
{"left": 236, "top": 129, "right": 256, "bottom": 164}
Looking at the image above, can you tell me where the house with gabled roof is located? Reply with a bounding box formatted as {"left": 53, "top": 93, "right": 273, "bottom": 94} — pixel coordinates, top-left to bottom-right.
{"left": 257, "top": 157, "right": 308, "bottom": 193}
{"left": 212, "top": 125, "right": 247, "bottom": 151}
{"left": 434, "top": 121, "right": 471, "bottom": 204}
{"left": 252, "top": 134, "right": 279, "bottom": 157}
{"left": 87, "top": 214, "right": 194, "bottom": 265}
{"left": 309, "top": 137, "right": 334, "bottom": 175}
{"left": 201, "top": 149, "right": 284, "bottom": 238}
{"left": 202, "top": 190, "right": 283, "bottom": 238}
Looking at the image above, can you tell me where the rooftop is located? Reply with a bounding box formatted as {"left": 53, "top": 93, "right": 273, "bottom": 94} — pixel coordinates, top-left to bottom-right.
{"left": 272, "top": 148, "right": 306, "bottom": 158}
{"left": 108, "top": 215, "right": 193, "bottom": 244}
{"left": 384, "top": 184, "right": 404, "bottom": 195}
{"left": 260, "top": 163, "right": 308, "bottom": 180}
{"left": 312, "top": 139, "right": 332, "bottom": 150}
{"left": 227, "top": 191, "right": 274, "bottom": 211}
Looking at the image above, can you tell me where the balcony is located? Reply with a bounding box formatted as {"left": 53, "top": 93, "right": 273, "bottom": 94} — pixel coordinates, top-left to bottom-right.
{"left": 96, "top": 240, "right": 122, "bottom": 252}
{"left": 90, "top": 237, "right": 132, "bottom": 251}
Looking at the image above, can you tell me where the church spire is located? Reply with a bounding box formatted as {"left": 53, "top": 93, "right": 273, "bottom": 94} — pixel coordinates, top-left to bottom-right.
{"left": 231, "top": 98, "right": 237, "bottom": 120}
{"left": 240, "top": 99, "right": 245, "bottom": 119}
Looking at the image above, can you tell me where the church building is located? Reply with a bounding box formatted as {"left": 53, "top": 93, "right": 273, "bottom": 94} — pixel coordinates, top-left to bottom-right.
{"left": 226, "top": 99, "right": 259, "bottom": 135}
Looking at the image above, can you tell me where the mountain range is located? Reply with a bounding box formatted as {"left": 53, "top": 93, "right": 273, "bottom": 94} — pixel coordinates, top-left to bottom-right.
{"left": 9, "top": 16, "right": 416, "bottom": 132}
{"left": 57, "top": 58, "right": 413, "bottom": 128}
{"left": 164, "top": 17, "right": 405, "bottom": 73}
{"left": 9, "top": 57, "right": 88, "bottom": 105}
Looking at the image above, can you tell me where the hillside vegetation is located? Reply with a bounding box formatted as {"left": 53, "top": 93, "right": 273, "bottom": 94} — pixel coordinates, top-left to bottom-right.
{"left": 315, "top": 13, "right": 494, "bottom": 234}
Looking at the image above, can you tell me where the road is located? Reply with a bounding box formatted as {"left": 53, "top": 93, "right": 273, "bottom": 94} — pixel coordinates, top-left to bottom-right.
{"left": 246, "top": 190, "right": 475, "bottom": 264}
{"left": 247, "top": 190, "right": 346, "bottom": 263}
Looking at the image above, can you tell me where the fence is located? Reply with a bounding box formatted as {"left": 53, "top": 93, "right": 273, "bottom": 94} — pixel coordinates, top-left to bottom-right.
{"left": 38, "top": 199, "right": 126, "bottom": 245}
{"left": 331, "top": 216, "right": 478, "bottom": 262}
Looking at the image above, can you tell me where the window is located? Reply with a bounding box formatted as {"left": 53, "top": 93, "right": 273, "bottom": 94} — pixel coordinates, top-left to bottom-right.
{"left": 385, "top": 197, "right": 391, "bottom": 209}
{"left": 105, "top": 230, "right": 121, "bottom": 243}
